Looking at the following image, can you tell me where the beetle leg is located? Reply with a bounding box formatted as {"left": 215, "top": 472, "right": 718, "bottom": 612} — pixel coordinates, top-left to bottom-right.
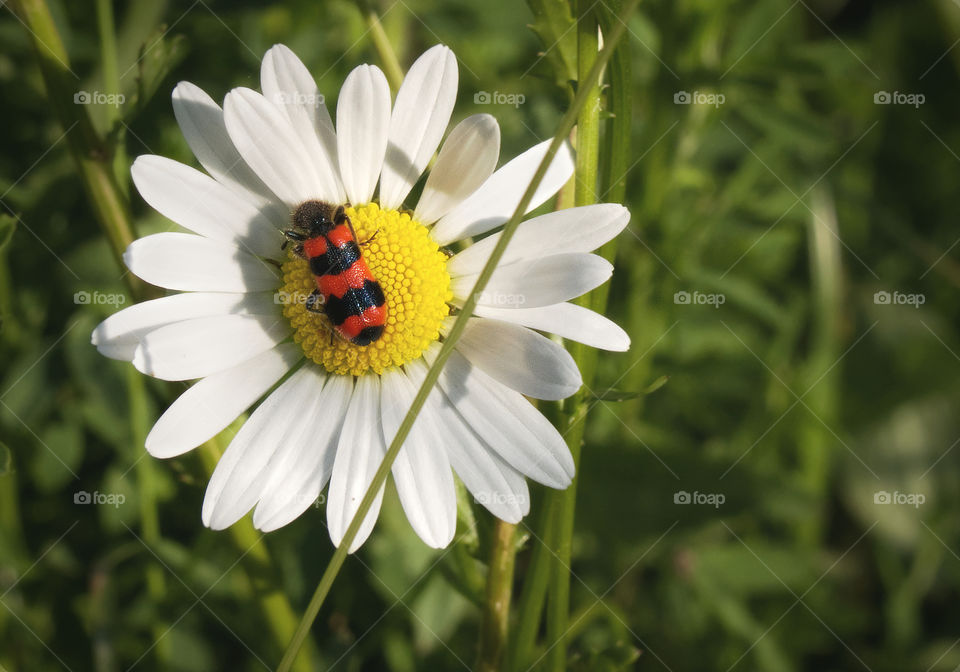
{"left": 360, "top": 228, "right": 381, "bottom": 246}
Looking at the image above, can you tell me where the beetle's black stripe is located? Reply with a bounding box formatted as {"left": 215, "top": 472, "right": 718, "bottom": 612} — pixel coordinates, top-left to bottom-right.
{"left": 324, "top": 280, "right": 386, "bottom": 325}
{"left": 309, "top": 240, "right": 360, "bottom": 276}
{"left": 352, "top": 325, "right": 385, "bottom": 346}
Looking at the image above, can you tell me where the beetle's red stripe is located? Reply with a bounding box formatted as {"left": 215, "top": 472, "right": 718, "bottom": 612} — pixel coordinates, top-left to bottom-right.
{"left": 303, "top": 237, "right": 328, "bottom": 258}
{"left": 338, "top": 304, "right": 387, "bottom": 339}
{"left": 316, "top": 259, "right": 375, "bottom": 298}
{"left": 326, "top": 223, "right": 354, "bottom": 248}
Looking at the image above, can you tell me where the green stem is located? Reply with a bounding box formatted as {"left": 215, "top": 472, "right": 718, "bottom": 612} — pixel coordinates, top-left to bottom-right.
{"left": 128, "top": 368, "right": 169, "bottom": 662}
{"left": 545, "top": 3, "right": 602, "bottom": 669}
{"left": 478, "top": 520, "right": 518, "bottom": 671}
{"left": 12, "top": 0, "right": 140, "bottom": 295}
{"left": 359, "top": 1, "right": 405, "bottom": 92}
{"left": 197, "top": 440, "right": 316, "bottom": 672}
{"left": 597, "top": 6, "right": 633, "bottom": 206}
{"left": 95, "top": 0, "right": 128, "bottom": 191}
{"left": 276, "top": 3, "right": 639, "bottom": 669}
{"left": 508, "top": 499, "right": 557, "bottom": 670}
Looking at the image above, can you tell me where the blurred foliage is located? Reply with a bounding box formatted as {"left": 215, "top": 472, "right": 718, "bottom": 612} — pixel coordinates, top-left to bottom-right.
{"left": 1, "top": 0, "right": 959, "bottom": 670}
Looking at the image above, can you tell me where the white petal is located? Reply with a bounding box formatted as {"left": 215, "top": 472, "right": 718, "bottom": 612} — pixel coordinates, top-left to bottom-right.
{"left": 414, "top": 114, "right": 500, "bottom": 224}
{"left": 379, "top": 45, "right": 458, "bottom": 209}
{"left": 456, "top": 317, "right": 581, "bottom": 400}
{"left": 428, "top": 348, "right": 574, "bottom": 488}
{"left": 431, "top": 140, "right": 575, "bottom": 245}
{"left": 326, "top": 375, "right": 386, "bottom": 552}
{"left": 203, "top": 365, "right": 327, "bottom": 530}
{"left": 253, "top": 374, "right": 353, "bottom": 532}
{"left": 92, "top": 291, "right": 279, "bottom": 361}
{"left": 405, "top": 358, "right": 528, "bottom": 522}
{"left": 260, "top": 44, "right": 339, "bottom": 160}
{"left": 146, "top": 344, "right": 301, "bottom": 458}
{"left": 337, "top": 65, "right": 391, "bottom": 205}
{"left": 380, "top": 368, "right": 456, "bottom": 548}
{"left": 451, "top": 253, "right": 612, "bottom": 309}
{"left": 171, "top": 81, "right": 278, "bottom": 206}
{"left": 223, "top": 87, "right": 329, "bottom": 207}
{"left": 124, "top": 233, "right": 280, "bottom": 293}
{"left": 447, "top": 204, "right": 630, "bottom": 276}
{"left": 131, "top": 156, "right": 283, "bottom": 260}
{"left": 474, "top": 302, "right": 630, "bottom": 352}
{"left": 260, "top": 45, "right": 345, "bottom": 204}
{"left": 133, "top": 314, "right": 291, "bottom": 381}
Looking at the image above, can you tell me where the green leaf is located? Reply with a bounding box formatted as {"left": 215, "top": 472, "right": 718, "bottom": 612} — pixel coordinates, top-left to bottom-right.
{"left": 526, "top": 0, "right": 578, "bottom": 90}
{"left": 120, "top": 25, "right": 188, "bottom": 125}
{"left": 594, "top": 376, "right": 667, "bottom": 402}
{"left": 643, "top": 375, "right": 669, "bottom": 395}
{"left": 594, "top": 387, "right": 641, "bottom": 402}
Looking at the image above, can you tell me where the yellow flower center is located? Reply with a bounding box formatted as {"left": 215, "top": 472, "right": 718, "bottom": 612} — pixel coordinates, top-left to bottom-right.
{"left": 280, "top": 203, "right": 452, "bottom": 376}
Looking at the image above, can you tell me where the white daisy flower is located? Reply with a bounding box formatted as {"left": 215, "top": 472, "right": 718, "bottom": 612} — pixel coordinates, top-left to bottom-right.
{"left": 92, "top": 44, "right": 630, "bottom": 552}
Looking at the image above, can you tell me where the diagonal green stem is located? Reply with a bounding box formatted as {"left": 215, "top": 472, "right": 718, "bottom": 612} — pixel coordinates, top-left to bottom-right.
{"left": 276, "top": 3, "right": 639, "bottom": 669}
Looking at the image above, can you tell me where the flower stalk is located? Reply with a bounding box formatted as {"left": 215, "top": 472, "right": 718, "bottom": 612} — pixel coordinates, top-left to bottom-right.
{"left": 478, "top": 520, "right": 518, "bottom": 671}
{"left": 545, "top": 1, "right": 601, "bottom": 665}
{"left": 508, "top": 499, "right": 557, "bottom": 670}
{"left": 544, "top": 1, "right": 633, "bottom": 668}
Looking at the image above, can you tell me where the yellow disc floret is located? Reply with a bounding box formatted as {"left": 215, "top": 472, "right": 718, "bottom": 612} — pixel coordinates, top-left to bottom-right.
{"left": 280, "top": 203, "right": 451, "bottom": 376}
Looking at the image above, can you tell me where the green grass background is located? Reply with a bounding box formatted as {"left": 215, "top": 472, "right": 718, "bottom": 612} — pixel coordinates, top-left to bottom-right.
{"left": 1, "top": 0, "right": 959, "bottom": 670}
